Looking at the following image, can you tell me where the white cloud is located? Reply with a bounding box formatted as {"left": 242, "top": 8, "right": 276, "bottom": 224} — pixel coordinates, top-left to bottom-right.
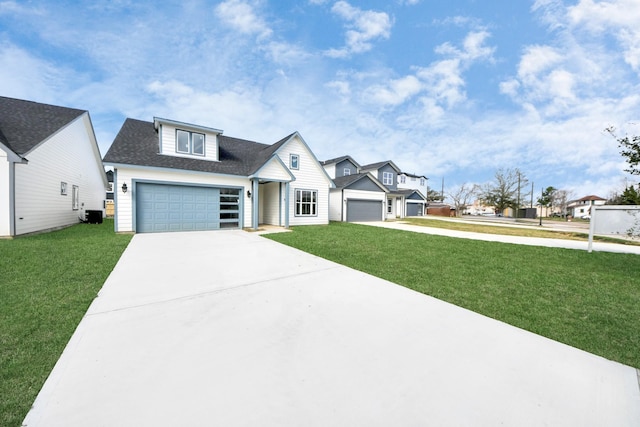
{"left": 214, "top": 0, "right": 272, "bottom": 39}
{"left": 324, "top": 1, "right": 392, "bottom": 58}
{"left": 567, "top": 0, "right": 640, "bottom": 72}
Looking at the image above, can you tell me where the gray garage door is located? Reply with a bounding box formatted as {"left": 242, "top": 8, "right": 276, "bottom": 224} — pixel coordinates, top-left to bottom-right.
{"left": 346, "top": 199, "right": 382, "bottom": 222}
{"left": 407, "top": 203, "right": 423, "bottom": 216}
{"left": 136, "top": 183, "right": 240, "bottom": 233}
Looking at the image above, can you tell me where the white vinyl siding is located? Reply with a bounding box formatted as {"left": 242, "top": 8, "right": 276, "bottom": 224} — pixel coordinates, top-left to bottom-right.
{"left": 13, "top": 114, "right": 106, "bottom": 236}
{"left": 259, "top": 182, "right": 281, "bottom": 226}
{"left": 0, "top": 150, "right": 11, "bottom": 236}
{"left": 277, "top": 135, "right": 331, "bottom": 226}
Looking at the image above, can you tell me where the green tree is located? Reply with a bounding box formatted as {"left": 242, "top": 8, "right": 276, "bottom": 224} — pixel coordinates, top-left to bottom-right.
{"left": 605, "top": 126, "right": 640, "bottom": 176}
{"left": 537, "top": 186, "right": 557, "bottom": 216}
{"left": 620, "top": 186, "right": 640, "bottom": 204}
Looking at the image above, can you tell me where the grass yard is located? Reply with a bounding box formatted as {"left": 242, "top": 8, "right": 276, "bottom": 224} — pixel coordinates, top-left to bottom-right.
{"left": 0, "top": 220, "right": 131, "bottom": 427}
{"left": 265, "top": 222, "right": 640, "bottom": 369}
{"left": 403, "top": 217, "right": 640, "bottom": 245}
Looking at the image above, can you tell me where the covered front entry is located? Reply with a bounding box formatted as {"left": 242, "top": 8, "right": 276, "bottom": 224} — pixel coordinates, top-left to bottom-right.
{"left": 136, "top": 182, "right": 241, "bottom": 233}
{"left": 346, "top": 199, "right": 382, "bottom": 222}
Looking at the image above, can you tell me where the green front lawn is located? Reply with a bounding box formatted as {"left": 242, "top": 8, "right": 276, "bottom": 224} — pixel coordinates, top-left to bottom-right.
{"left": 265, "top": 222, "right": 640, "bottom": 369}
{"left": 0, "top": 220, "right": 132, "bottom": 427}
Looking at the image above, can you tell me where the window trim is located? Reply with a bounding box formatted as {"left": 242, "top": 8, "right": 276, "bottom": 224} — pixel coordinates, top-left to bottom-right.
{"left": 295, "top": 188, "right": 318, "bottom": 217}
{"left": 72, "top": 185, "right": 79, "bottom": 210}
{"left": 343, "top": 168, "right": 351, "bottom": 176}
{"left": 290, "top": 154, "right": 300, "bottom": 170}
{"left": 61, "top": 182, "right": 67, "bottom": 195}
{"left": 176, "top": 129, "right": 206, "bottom": 156}
{"left": 399, "top": 175, "right": 406, "bottom": 184}
{"left": 383, "top": 171, "right": 393, "bottom": 186}
{"left": 387, "top": 198, "right": 393, "bottom": 214}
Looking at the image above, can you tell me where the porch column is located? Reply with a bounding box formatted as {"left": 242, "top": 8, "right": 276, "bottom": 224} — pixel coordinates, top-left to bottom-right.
{"left": 252, "top": 179, "right": 259, "bottom": 230}
{"left": 284, "top": 182, "right": 290, "bottom": 228}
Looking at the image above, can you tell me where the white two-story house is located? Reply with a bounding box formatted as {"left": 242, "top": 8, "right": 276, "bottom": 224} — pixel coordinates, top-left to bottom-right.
{"left": 103, "top": 117, "right": 333, "bottom": 233}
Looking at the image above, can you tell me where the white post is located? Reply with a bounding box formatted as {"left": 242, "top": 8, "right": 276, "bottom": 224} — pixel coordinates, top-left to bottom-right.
{"left": 587, "top": 205, "right": 597, "bottom": 253}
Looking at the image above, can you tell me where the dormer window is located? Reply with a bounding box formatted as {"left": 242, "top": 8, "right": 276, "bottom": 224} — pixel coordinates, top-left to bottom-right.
{"left": 344, "top": 168, "right": 351, "bottom": 176}
{"left": 383, "top": 171, "right": 393, "bottom": 186}
{"left": 176, "top": 129, "right": 205, "bottom": 156}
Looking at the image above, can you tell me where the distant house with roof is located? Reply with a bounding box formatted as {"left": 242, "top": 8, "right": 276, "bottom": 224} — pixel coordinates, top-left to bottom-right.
{"left": 103, "top": 117, "right": 333, "bottom": 233}
{"left": 0, "top": 97, "right": 107, "bottom": 237}
{"left": 568, "top": 195, "right": 606, "bottom": 218}
{"left": 321, "top": 156, "right": 427, "bottom": 221}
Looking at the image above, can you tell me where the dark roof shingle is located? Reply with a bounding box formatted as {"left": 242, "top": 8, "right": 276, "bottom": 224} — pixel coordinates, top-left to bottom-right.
{"left": 0, "top": 96, "right": 85, "bottom": 155}
{"left": 103, "top": 118, "right": 291, "bottom": 176}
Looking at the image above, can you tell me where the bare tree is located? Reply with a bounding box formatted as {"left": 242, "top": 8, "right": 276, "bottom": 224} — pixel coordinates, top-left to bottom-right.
{"left": 448, "top": 183, "right": 479, "bottom": 216}
{"left": 552, "top": 189, "right": 574, "bottom": 217}
{"left": 480, "top": 168, "right": 529, "bottom": 216}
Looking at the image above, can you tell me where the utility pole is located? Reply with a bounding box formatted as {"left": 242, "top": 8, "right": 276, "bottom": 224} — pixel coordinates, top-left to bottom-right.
{"left": 539, "top": 187, "right": 543, "bottom": 226}
{"left": 441, "top": 177, "right": 444, "bottom": 202}
{"left": 516, "top": 171, "right": 521, "bottom": 219}
{"left": 530, "top": 182, "right": 534, "bottom": 208}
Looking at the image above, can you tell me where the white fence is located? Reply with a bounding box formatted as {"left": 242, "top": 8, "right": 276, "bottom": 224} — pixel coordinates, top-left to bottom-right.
{"left": 588, "top": 205, "right": 640, "bottom": 252}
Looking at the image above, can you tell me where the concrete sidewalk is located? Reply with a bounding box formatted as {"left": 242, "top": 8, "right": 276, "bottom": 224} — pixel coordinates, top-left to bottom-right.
{"left": 362, "top": 221, "right": 640, "bottom": 255}
{"left": 23, "top": 230, "right": 640, "bottom": 426}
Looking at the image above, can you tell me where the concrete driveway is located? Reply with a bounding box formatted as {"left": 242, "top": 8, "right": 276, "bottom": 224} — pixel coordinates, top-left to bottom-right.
{"left": 23, "top": 230, "right": 640, "bottom": 426}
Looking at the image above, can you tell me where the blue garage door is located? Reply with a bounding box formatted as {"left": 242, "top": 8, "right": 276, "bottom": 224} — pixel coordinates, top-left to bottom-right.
{"left": 136, "top": 183, "right": 240, "bottom": 233}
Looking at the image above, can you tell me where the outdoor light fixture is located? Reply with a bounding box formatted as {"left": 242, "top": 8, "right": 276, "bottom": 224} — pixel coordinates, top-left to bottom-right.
{"left": 247, "top": 190, "right": 251, "bottom": 198}
{"left": 122, "top": 183, "right": 128, "bottom": 194}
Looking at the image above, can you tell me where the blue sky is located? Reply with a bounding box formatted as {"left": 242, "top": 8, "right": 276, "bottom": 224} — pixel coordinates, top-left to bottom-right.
{"left": 1, "top": 0, "right": 639, "bottom": 200}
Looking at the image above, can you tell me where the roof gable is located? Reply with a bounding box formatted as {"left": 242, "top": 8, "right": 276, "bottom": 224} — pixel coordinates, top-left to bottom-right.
{"left": 0, "top": 96, "right": 85, "bottom": 156}
{"left": 333, "top": 173, "right": 388, "bottom": 192}
{"left": 361, "top": 160, "right": 401, "bottom": 174}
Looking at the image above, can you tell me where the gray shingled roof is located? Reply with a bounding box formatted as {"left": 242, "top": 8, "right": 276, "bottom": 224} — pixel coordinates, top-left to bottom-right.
{"left": 320, "top": 155, "right": 360, "bottom": 167}
{"left": 360, "top": 160, "right": 400, "bottom": 173}
{"left": 0, "top": 96, "right": 85, "bottom": 156}
{"left": 103, "top": 118, "right": 294, "bottom": 176}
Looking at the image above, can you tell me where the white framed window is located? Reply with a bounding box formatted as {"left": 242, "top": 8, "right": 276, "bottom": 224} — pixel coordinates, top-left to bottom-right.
{"left": 400, "top": 175, "right": 406, "bottom": 183}
{"left": 420, "top": 178, "right": 425, "bottom": 186}
{"left": 387, "top": 198, "right": 393, "bottom": 214}
{"left": 176, "top": 129, "right": 205, "bottom": 156}
{"left": 295, "top": 189, "right": 317, "bottom": 216}
{"left": 60, "top": 182, "right": 67, "bottom": 195}
{"left": 344, "top": 168, "right": 351, "bottom": 176}
{"left": 383, "top": 171, "right": 393, "bottom": 186}
{"left": 290, "top": 154, "right": 300, "bottom": 170}
{"left": 72, "top": 185, "right": 79, "bottom": 210}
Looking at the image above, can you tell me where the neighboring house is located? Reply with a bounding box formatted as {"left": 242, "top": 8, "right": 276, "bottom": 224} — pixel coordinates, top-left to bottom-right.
{"left": 321, "top": 156, "right": 388, "bottom": 222}
{"left": 0, "top": 97, "right": 108, "bottom": 237}
{"left": 568, "top": 195, "right": 606, "bottom": 218}
{"left": 397, "top": 172, "right": 428, "bottom": 196}
{"left": 360, "top": 160, "right": 427, "bottom": 219}
{"left": 103, "top": 117, "right": 333, "bottom": 233}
